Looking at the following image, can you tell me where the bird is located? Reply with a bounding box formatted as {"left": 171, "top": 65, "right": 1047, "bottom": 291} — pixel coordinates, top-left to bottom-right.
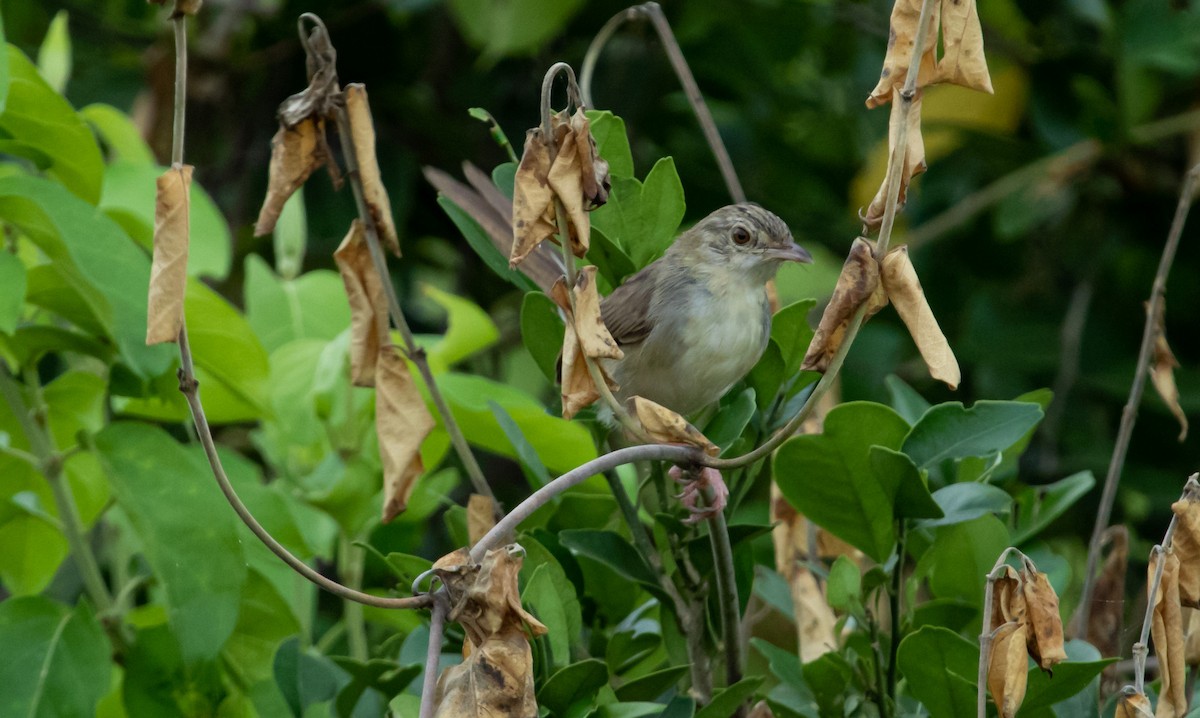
{"left": 599, "top": 203, "right": 811, "bottom": 417}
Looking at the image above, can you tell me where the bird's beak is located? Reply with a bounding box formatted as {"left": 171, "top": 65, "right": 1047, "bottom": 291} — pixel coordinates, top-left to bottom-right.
{"left": 766, "top": 241, "right": 813, "bottom": 264}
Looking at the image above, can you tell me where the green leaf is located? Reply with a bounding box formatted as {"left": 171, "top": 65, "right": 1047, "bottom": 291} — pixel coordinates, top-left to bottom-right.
{"left": 614, "top": 665, "right": 690, "bottom": 701}
{"left": 747, "top": 341, "right": 785, "bottom": 411}
{"left": 659, "top": 696, "right": 696, "bottom": 718}
{"left": 559, "top": 529, "right": 659, "bottom": 590}
{"left": 447, "top": 0, "right": 584, "bottom": 59}
{"left": 35, "top": 11, "right": 71, "bottom": 94}
{"left": 422, "top": 284, "right": 499, "bottom": 370}
{"left": 520, "top": 290, "right": 564, "bottom": 384}
{"left": 0, "top": 15, "right": 9, "bottom": 113}
{"left": 695, "top": 677, "right": 764, "bottom": 718}
{"left": 273, "top": 637, "right": 350, "bottom": 717}
{"left": 0, "top": 251, "right": 25, "bottom": 334}
{"left": 896, "top": 626, "right": 977, "bottom": 718}
{"left": 591, "top": 158, "right": 686, "bottom": 268}
{"left": 773, "top": 402, "right": 911, "bottom": 562}
{"left": 437, "top": 195, "right": 538, "bottom": 292}
{"left": 99, "top": 161, "right": 232, "bottom": 280}
{"left": 537, "top": 658, "right": 609, "bottom": 714}
{"left": 703, "top": 388, "right": 757, "bottom": 453}
{"left": 586, "top": 110, "right": 634, "bottom": 177}
{"left": 489, "top": 401, "right": 551, "bottom": 488}
{"left": 1011, "top": 470, "right": 1095, "bottom": 545}
{"left": 870, "top": 445, "right": 943, "bottom": 520}
{"left": 902, "top": 400, "right": 1045, "bottom": 470}
{"left": 81, "top": 103, "right": 156, "bottom": 165}
{"left": 772, "top": 299, "right": 817, "bottom": 377}
{"left": 243, "top": 256, "right": 350, "bottom": 354}
{"left": 919, "top": 483, "right": 1013, "bottom": 529}
{"left": 0, "top": 597, "right": 111, "bottom": 718}
{"left": 1019, "top": 656, "right": 1116, "bottom": 713}
{"left": 273, "top": 190, "right": 306, "bottom": 280}
{"left": 23, "top": 261, "right": 110, "bottom": 338}
{"left": 223, "top": 569, "right": 302, "bottom": 685}
{"left": 590, "top": 226, "right": 638, "bottom": 287}
{"left": 97, "top": 423, "right": 248, "bottom": 664}
{"left": 329, "top": 657, "right": 418, "bottom": 718}
{"left": 522, "top": 563, "right": 571, "bottom": 667}
{"left": 924, "top": 515, "right": 1010, "bottom": 605}
{"left": 519, "top": 535, "right": 582, "bottom": 652}
{"left": 885, "top": 374, "right": 932, "bottom": 425}
{"left": 826, "top": 555, "right": 861, "bottom": 611}
{"left": 802, "top": 652, "right": 855, "bottom": 715}
{"left": 1, "top": 46, "right": 103, "bottom": 203}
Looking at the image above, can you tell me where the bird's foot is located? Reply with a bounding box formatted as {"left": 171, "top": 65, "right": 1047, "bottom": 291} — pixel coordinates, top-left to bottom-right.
{"left": 668, "top": 465, "right": 728, "bottom": 524}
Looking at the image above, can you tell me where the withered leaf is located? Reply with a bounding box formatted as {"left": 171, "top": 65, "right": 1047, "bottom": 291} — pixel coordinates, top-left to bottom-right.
{"left": 1114, "top": 689, "right": 1154, "bottom": 718}
{"left": 376, "top": 347, "right": 434, "bottom": 523}
{"left": 433, "top": 545, "right": 547, "bottom": 718}
{"left": 334, "top": 220, "right": 389, "bottom": 387}
{"left": 771, "top": 484, "right": 838, "bottom": 664}
{"left": 880, "top": 245, "right": 960, "bottom": 389}
{"left": 631, "top": 396, "right": 719, "bottom": 456}
{"left": 573, "top": 267, "right": 623, "bottom": 361}
{"left": 1020, "top": 565, "right": 1067, "bottom": 673}
{"left": 866, "top": 0, "right": 940, "bottom": 109}
{"left": 863, "top": 88, "right": 927, "bottom": 230}
{"left": 551, "top": 273, "right": 621, "bottom": 420}
{"left": 1186, "top": 607, "right": 1200, "bottom": 665}
{"left": 255, "top": 117, "right": 329, "bottom": 237}
{"left": 1171, "top": 496, "right": 1200, "bottom": 607}
{"left": 467, "top": 494, "right": 496, "bottom": 547}
{"left": 801, "top": 237, "right": 888, "bottom": 372}
{"left": 935, "top": 0, "right": 993, "bottom": 94}
{"left": 1150, "top": 550, "right": 1187, "bottom": 717}
{"left": 1087, "top": 526, "right": 1128, "bottom": 663}
{"left": 344, "top": 84, "right": 401, "bottom": 257}
{"left": 988, "top": 621, "right": 1029, "bottom": 718}
{"left": 991, "top": 565, "right": 1026, "bottom": 629}
{"left": 511, "top": 126, "right": 559, "bottom": 269}
{"left": 1149, "top": 301, "right": 1188, "bottom": 441}
{"left": 146, "top": 165, "right": 192, "bottom": 345}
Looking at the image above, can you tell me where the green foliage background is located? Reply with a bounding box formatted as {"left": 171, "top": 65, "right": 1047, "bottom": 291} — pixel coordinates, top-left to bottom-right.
{"left": 0, "top": 0, "right": 1197, "bottom": 716}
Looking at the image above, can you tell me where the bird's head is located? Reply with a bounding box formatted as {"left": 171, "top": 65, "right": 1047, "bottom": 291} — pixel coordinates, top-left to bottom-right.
{"left": 672, "top": 203, "right": 811, "bottom": 285}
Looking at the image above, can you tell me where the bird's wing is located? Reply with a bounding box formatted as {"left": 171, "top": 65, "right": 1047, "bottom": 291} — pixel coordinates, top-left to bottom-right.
{"left": 600, "top": 262, "right": 660, "bottom": 347}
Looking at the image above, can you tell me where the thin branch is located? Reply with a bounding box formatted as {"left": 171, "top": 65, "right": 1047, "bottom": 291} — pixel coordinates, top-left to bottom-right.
{"left": 418, "top": 594, "right": 448, "bottom": 718}
{"left": 1077, "top": 162, "right": 1200, "bottom": 638}
{"left": 170, "top": 15, "right": 186, "bottom": 166}
{"left": 707, "top": 487, "right": 743, "bottom": 698}
{"left": 580, "top": 2, "right": 745, "bottom": 204}
{"left": 887, "top": 524, "right": 906, "bottom": 703}
{"left": 977, "top": 547, "right": 1029, "bottom": 718}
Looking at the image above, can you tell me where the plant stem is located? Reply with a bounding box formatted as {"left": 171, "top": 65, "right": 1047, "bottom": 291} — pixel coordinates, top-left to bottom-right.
{"left": 171, "top": 14, "right": 186, "bottom": 166}
{"left": 706, "top": 487, "right": 743, "bottom": 702}
{"left": 418, "top": 595, "right": 448, "bottom": 718}
{"left": 1077, "top": 163, "right": 1200, "bottom": 639}
{"left": 339, "top": 534, "right": 368, "bottom": 660}
{"left": 887, "top": 524, "right": 906, "bottom": 702}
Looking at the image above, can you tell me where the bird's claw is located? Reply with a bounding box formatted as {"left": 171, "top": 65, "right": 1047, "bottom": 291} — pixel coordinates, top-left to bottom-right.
{"left": 668, "top": 465, "right": 728, "bottom": 524}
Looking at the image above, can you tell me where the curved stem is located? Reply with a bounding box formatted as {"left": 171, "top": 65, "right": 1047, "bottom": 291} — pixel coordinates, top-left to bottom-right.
{"left": 418, "top": 596, "right": 448, "bottom": 718}
{"left": 707, "top": 489, "right": 743, "bottom": 698}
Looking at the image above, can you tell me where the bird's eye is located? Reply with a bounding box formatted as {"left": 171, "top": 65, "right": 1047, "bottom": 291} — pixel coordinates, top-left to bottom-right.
{"left": 732, "top": 227, "right": 751, "bottom": 245}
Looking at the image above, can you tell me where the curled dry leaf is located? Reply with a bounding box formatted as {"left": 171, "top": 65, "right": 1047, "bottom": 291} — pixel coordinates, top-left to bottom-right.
{"left": 572, "top": 267, "right": 623, "bottom": 361}
{"left": 511, "top": 127, "right": 558, "bottom": 268}
{"left": 1149, "top": 301, "right": 1188, "bottom": 441}
{"left": 1020, "top": 564, "right": 1067, "bottom": 673}
{"left": 863, "top": 88, "right": 926, "bottom": 230}
{"left": 771, "top": 487, "right": 837, "bottom": 662}
{"left": 146, "top": 165, "right": 192, "bottom": 345}
{"left": 1114, "top": 689, "right": 1154, "bottom": 718}
{"left": 433, "top": 545, "right": 547, "bottom": 718}
{"left": 991, "top": 566, "right": 1026, "bottom": 629}
{"left": 551, "top": 270, "right": 623, "bottom": 420}
{"left": 801, "top": 237, "right": 889, "bottom": 373}
{"left": 255, "top": 118, "right": 331, "bottom": 236}
{"left": 631, "top": 396, "right": 719, "bottom": 456}
{"left": 935, "top": 0, "right": 993, "bottom": 93}
{"left": 1149, "top": 550, "right": 1187, "bottom": 718}
{"left": 747, "top": 701, "right": 775, "bottom": 718}
{"left": 866, "top": 0, "right": 940, "bottom": 108}
{"left": 376, "top": 347, "right": 434, "bottom": 523}
{"left": 344, "top": 84, "right": 401, "bottom": 256}
{"left": 880, "top": 245, "right": 960, "bottom": 389}
{"left": 1171, "top": 495, "right": 1200, "bottom": 607}
{"left": 467, "top": 494, "right": 497, "bottom": 547}
{"left": 334, "top": 220, "right": 388, "bottom": 387}
{"left": 988, "top": 621, "right": 1029, "bottom": 718}
{"left": 1186, "top": 608, "right": 1200, "bottom": 665}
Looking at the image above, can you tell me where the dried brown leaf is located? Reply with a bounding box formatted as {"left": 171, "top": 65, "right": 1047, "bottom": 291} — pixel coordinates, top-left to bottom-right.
{"left": 334, "top": 220, "right": 389, "bottom": 387}
{"left": 988, "top": 621, "right": 1029, "bottom": 718}
{"left": 866, "top": 0, "right": 940, "bottom": 109}
{"left": 433, "top": 545, "right": 547, "bottom": 718}
{"left": 1171, "top": 497, "right": 1200, "bottom": 607}
{"left": 344, "top": 84, "right": 400, "bottom": 257}
{"left": 935, "top": 0, "right": 994, "bottom": 93}
{"left": 1186, "top": 608, "right": 1200, "bottom": 665}
{"left": 1149, "top": 550, "right": 1187, "bottom": 717}
{"left": 1115, "top": 690, "right": 1154, "bottom": 718}
{"left": 1020, "top": 566, "right": 1067, "bottom": 673}
{"left": 991, "top": 566, "right": 1026, "bottom": 629}
{"left": 511, "top": 127, "right": 559, "bottom": 269}
{"left": 467, "top": 494, "right": 496, "bottom": 547}
{"left": 1088, "top": 526, "right": 1128, "bottom": 662}
{"left": 255, "top": 118, "right": 328, "bottom": 236}
{"left": 631, "top": 396, "right": 719, "bottom": 456}
{"left": 771, "top": 484, "right": 838, "bottom": 663}
{"left": 863, "top": 88, "right": 927, "bottom": 230}
{"left": 573, "top": 267, "right": 623, "bottom": 361}
{"left": 880, "top": 245, "right": 961, "bottom": 389}
{"left": 801, "top": 237, "right": 888, "bottom": 372}
{"left": 1149, "top": 301, "right": 1188, "bottom": 441}
{"left": 146, "top": 165, "right": 192, "bottom": 345}
{"left": 376, "top": 347, "right": 434, "bottom": 523}
{"left": 551, "top": 273, "right": 621, "bottom": 420}
{"left": 569, "top": 109, "right": 611, "bottom": 210}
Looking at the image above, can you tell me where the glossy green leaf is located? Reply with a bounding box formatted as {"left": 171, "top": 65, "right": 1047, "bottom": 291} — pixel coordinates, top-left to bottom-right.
{"left": 703, "top": 388, "right": 757, "bottom": 453}
{"left": 885, "top": 374, "right": 932, "bottom": 425}
{"left": 36, "top": 11, "right": 70, "bottom": 93}
{"left": 559, "top": 529, "right": 658, "bottom": 589}
{"left": 223, "top": 569, "right": 302, "bottom": 685}
{"left": 0, "top": 251, "right": 25, "bottom": 334}
{"left": 870, "top": 445, "right": 943, "bottom": 519}
{"left": 587, "top": 110, "right": 634, "bottom": 177}
{"left": 924, "top": 515, "right": 1010, "bottom": 605}
{"left": 490, "top": 401, "right": 551, "bottom": 488}
{"left": 774, "top": 401, "right": 911, "bottom": 562}
{"left": 438, "top": 196, "right": 539, "bottom": 292}
{"left": 274, "top": 190, "right": 307, "bottom": 280}
{"left": 422, "top": 284, "right": 499, "bottom": 371}
{"left": 772, "top": 299, "right": 817, "bottom": 377}
{"left": 590, "top": 226, "right": 638, "bottom": 287}
{"left": 1, "top": 46, "right": 103, "bottom": 203}
{"left": 273, "top": 637, "right": 350, "bottom": 717}
{"left": 81, "top": 103, "right": 156, "bottom": 165}
{"left": 521, "top": 563, "right": 571, "bottom": 667}
{"left": 1020, "top": 657, "right": 1115, "bottom": 713}
{"left": 99, "top": 161, "right": 232, "bottom": 280}
{"left": 918, "top": 483, "right": 1013, "bottom": 529}
{"left": 0, "top": 456, "right": 66, "bottom": 594}
{"left": 696, "top": 677, "right": 764, "bottom": 718}
{"left": 902, "top": 400, "right": 1045, "bottom": 470}
{"left": 330, "top": 657, "right": 418, "bottom": 718}
{"left": 659, "top": 696, "right": 696, "bottom": 718}
{"left": 97, "top": 422, "right": 248, "bottom": 664}
{"left": 244, "top": 255, "right": 352, "bottom": 353}
{"left": 23, "top": 261, "right": 110, "bottom": 338}
{"left": 614, "top": 664, "right": 690, "bottom": 701}
{"left": 747, "top": 341, "right": 785, "bottom": 411}
{"left": 1011, "top": 470, "right": 1095, "bottom": 545}
{"left": 447, "top": 0, "right": 584, "bottom": 59}
{"left": 897, "top": 626, "right": 977, "bottom": 718}
{"left": 0, "top": 597, "right": 111, "bottom": 718}
{"left": 802, "top": 652, "right": 855, "bottom": 715}
{"left": 826, "top": 555, "right": 861, "bottom": 611}
{"left": 520, "top": 290, "right": 564, "bottom": 384}
{"left": 537, "top": 658, "right": 609, "bottom": 714}
{"left": 591, "top": 157, "right": 686, "bottom": 267}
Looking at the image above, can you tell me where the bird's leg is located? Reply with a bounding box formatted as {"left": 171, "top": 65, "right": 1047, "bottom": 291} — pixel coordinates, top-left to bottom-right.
{"left": 669, "top": 464, "right": 728, "bottom": 524}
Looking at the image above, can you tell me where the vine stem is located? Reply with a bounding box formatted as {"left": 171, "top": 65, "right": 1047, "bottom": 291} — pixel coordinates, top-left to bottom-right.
{"left": 418, "top": 594, "right": 448, "bottom": 718}
{"left": 1076, "top": 163, "right": 1200, "bottom": 638}
{"left": 977, "top": 547, "right": 1029, "bottom": 718}
{"left": 707, "top": 486, "right": 743, "bottom": 698}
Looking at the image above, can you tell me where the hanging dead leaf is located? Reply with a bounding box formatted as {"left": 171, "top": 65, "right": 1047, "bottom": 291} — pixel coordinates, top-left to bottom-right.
{"left": 511, "top": 126, "right": 560, "bottom": 269}
{"left": 988, "top": 620, "right": 1029, "bottom": 718}
{"left": 334, "top": 220, "right": 389, "bottom": 387}
{"left": 631, "top": 397, "right": 719, "bottom": 456}
{"left": 1150, "top": 550, "right": 1187, "bottom": 717}
{"left": 801, "top": 237, "right": 889, "bottom": 372}
{"left": 935, "top": 0, "right": 993, "bottom": 93}
{"left": 546, "top": 109, "right": 611, "bottom": 259}
{"left": 1149, "top": 301, "right": 1188, "bottom": 441}
{"left": 1171, "top": 495, "right": 1200, "bottom": 607}
{"left": 1087, "top": 526, "right": 1128, "bottom": 667}
{"left": 1020, "top": 564, "right": 1067, "bottom": 673}
{"left": 863, "top": 88, "right": 927, "bottom": 229}
{"left": 866, "top": 0, "right": 940, "bottom": 108}
{"left": 1114, "top": 688, "right": 1153, "bottom": 718}
{"left": 880, "top": 245, "right": 961, "bottom": 389}
{"left": 254, "top": 117, "right": 330, "bottom": 236}
{"left": 771, "top": 485, "right": 838, "bottom": 663}
{"left": 1186, "top": 608, "right": 1200, "bottom": 665}
{"left": 991, "top": 565, "right": 1027, "bottom": 628}
{"left": 550, "top": 273, "right": 621, "bottom": 420}
{"left": 433, "top": 545, "right": 547, "bottom": 717}
{"left": 146, "top": 164, "right": 192, "bottom": 345}
{"left": 573, "top": 267, "right": 623, "bottom": 361}
{"left": 344, "top": 84, "right": 401, "bottom": 257}
{"left": 467, "top": 494, "right": 497, "bottom": 547}
{"left": 376, "top": 347, "right": 434, "bottom": 523}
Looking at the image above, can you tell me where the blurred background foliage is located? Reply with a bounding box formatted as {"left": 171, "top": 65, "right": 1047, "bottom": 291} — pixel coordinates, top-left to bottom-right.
{"left": 1, "top": 0, "right": 1198, "bottom": 714}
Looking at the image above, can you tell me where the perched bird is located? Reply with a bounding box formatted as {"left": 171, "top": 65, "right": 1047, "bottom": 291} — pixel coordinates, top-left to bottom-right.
{"left": 599, "top": 203, "right": 811, "bottom": 416}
